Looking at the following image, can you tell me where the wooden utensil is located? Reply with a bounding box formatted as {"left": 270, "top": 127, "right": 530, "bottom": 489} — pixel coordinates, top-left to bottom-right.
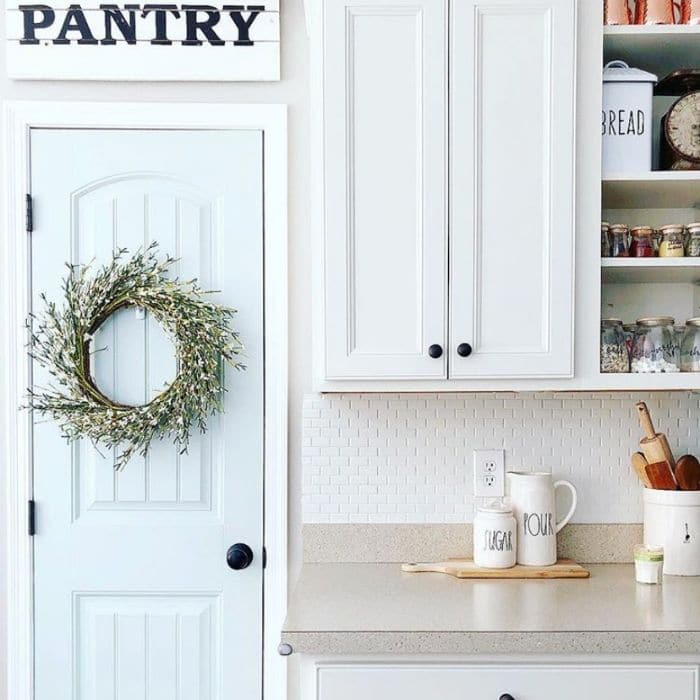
{"left": 631, "top": 452, "right": 652, "bottom": 487}
{"left": 635, "top": 401, "right": 676, "bottom": 469}
{"left": 644, "top": 460, "right": 678, "bottom": 490}
{"left": 675, "top": 454, "right": 700, "bottom": 490}
{"left": 401, "top": 558, "right": 590, "bottom": 579}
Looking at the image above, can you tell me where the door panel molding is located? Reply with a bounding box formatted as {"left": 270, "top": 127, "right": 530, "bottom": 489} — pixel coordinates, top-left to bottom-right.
{"left": 2, "top": 101, "right": 287, "bottom": 700}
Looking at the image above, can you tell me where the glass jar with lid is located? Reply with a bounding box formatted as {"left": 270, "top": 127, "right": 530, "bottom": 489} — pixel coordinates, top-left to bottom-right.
{"left": 658, "top": 224, "right": 685, "bottom": 257}
{"left": 608, "top": 224, "right": 629, "bottom": 257}
{"left": 631, "top": 317, "right": 680, "bottom": 373}
{"left": 629, "top": 226, "right": 656, "bottom": 257}
{"left": 600, "top": 319, "right": 629, "bottom": 373}
{"left": 681, "top": 319, "right": 700, "bottom": 372}
{"left": 686, "top": 223, "right": 700, "bottom": 257}
{"left": 601, "top": 222, "right": 610, "bottom": 257}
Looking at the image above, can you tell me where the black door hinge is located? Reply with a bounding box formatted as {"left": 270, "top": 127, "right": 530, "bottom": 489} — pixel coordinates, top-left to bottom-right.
{"left": 28, "top": 499, "right": 36, "bottom": 536}
{"left": 26, "top": 194, "right": 33, "bottom": 233}
{"left": 262, "top": 545, "right": 267, "bottom": 569}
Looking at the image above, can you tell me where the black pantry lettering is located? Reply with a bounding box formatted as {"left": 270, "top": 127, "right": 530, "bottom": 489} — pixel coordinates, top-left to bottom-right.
{"left": 18, "top": 3, "right": 264, "bottom": 46}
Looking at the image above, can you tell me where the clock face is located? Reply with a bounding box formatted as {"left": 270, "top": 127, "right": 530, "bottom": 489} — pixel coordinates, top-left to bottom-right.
{"left": 666, "top": 91, "right": 700, "bottom": 162}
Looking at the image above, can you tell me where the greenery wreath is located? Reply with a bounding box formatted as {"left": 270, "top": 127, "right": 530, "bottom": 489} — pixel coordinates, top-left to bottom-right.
{"left": 29, "top": 243, "right": 245, "bottom": 471}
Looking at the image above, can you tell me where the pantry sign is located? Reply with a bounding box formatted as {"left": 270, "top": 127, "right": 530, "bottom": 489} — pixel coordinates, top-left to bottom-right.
{"left": 5, "top": 1, "right": 280, "bottom": 80}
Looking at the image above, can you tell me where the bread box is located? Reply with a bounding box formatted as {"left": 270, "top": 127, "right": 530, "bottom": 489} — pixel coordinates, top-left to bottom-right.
{"left": 602, "top": 60, "right": 657, "bottom": 175}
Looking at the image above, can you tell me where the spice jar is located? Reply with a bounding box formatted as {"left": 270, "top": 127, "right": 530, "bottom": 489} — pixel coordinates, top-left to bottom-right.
{"left": 601, "top": 319, "right": 629, "bottom": 373}
{"left": 601, "top": 221, "right": 611, "bottom": 257}
{"left": 686, "top": 223, "right": 700, "bottom": 256}
{"left": 631, "top": 317, "right": 680, "bottom": 373}
{"left": 473, "top": 501, "right": 516, "bottom": 569}
{"left": 608, "top": 224, "right": 630, "bottom": 257}
{"left": 629, "top": 226, "right": 656, "bottom": 257}
{"left": 681, "top": 318, "right": 700, "bottom": 372}
{"left": 658, "top": 224, "right": 685, "bottom": 257}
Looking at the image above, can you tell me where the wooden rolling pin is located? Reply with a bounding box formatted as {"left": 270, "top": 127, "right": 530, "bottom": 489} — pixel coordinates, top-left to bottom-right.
{"left": 635, "top": 402, "right": 675, "bottom": 470}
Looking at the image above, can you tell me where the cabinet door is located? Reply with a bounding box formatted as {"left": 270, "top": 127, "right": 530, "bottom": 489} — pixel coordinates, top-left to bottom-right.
{"left": 450, "top": 0, "right": 576, "bottom": 378}
{"left": 322, "top": 0, "right": 448, "bottom": 380}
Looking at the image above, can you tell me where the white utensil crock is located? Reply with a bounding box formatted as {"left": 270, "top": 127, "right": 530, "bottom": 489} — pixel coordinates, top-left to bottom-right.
{"left": 644, "top": 488, "right": 700, "bottom": 576}
{"left": 506, "top": 471, "right": 578, "bottom": 566}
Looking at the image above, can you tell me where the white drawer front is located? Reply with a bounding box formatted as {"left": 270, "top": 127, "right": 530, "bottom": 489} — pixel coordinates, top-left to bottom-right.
{"left": 316, "top": 664, "right": 698, "bottom": 700}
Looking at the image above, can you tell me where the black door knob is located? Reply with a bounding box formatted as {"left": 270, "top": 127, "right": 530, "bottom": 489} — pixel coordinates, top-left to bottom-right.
{"left": 227, "top": 543, "right": 254, "bottom": 570}
{"left": 499, "top": 695, "right": 515, "bottom": 700}
{"left": 428, "top": 344, "right": 443, "bottom": 358}
{"left": 457, "top": 342, "right": 473, "bottom": 357}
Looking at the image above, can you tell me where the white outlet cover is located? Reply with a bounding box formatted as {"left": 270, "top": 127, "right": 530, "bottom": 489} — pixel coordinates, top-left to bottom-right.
{"left": 473, "top": 449, "right": 505, "bottom": 499}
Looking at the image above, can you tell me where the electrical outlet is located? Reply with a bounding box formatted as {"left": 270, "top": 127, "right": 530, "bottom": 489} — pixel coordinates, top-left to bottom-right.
{"left": 473, "top": 449, "right": 505, "bottom": 499}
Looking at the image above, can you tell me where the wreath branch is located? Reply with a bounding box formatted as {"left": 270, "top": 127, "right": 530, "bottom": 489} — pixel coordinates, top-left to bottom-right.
{"left": 28, "top": 242, "right": 245, "bottom": 470}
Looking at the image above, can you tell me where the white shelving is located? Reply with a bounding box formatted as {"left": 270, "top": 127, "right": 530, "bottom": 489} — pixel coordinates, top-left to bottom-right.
{"left": 602, "top": 258, "right": 700, "bottom": 284}
{"left": 603, "top": 172, "right": 700, "bottom": 209}
{"left": 603, "top": 25, "right": 700, "bottom": 77}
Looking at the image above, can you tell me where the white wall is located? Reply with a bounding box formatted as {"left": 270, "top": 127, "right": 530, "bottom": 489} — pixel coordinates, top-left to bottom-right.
{"left": 303, "top": 391, "right": 700, "bottom": 525}
{"left": 0, "top": 2, "right": 311, "bottom": 696}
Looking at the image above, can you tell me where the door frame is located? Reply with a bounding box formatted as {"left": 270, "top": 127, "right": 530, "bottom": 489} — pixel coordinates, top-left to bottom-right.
{"left": 2, "top": 101, "right": 288, "bottom": 700}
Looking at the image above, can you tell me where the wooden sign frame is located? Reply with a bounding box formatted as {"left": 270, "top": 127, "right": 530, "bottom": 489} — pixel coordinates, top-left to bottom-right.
{"left": 6, "top": 2, "right": 280, "bottom": 80}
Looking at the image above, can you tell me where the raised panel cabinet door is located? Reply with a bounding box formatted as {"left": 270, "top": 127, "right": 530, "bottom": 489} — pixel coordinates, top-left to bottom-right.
{"left": 315, "top": 664, "right": 698, "bottom": 700}
{"left": 450, "top": 0, "right": 576, "bottom": 378}
{"left": 322, "top": 0, "right": 448, "bottom": 380}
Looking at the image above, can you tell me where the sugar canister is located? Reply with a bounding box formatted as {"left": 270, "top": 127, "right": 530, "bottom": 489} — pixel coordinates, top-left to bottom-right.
{"left": 473, "top": 501, "right": 517, "bottom": 569}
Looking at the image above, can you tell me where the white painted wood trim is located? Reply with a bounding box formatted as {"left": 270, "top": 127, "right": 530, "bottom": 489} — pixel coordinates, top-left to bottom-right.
{"left": 300, "top": 656, "right": 700, "bottom": 698}
{"left": 1, "top": 100, "right": 288, "bottom": 700}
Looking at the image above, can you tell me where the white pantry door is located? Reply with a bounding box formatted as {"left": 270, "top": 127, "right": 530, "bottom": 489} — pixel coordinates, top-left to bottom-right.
{"left": 30, "top": 129, "right": 264, "bottom": 700}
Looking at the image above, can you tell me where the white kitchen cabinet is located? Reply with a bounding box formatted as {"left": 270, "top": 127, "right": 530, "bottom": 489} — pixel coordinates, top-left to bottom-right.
{"left": 309, "top": 662, "right": 698, "bottom": 700}
{"left": 321, "top": 0, "right": 448, "bottom": 380}
{"left": 316, "top": 0, "right": 576, "bottom": 386}
{"left": 449, "top": 0, "right": 576, "bottom": 378}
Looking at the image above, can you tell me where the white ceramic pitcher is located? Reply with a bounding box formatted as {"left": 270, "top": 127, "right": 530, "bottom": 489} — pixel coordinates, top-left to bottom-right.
{"left": 506, "top": 472, "right": 578, "bottom": 566}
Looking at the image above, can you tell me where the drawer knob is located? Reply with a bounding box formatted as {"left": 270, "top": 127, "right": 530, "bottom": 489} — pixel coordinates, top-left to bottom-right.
{"left": 499, "top": 695, "right": 515, "bottom": 700}
{"left": 457, "top": 342, "right": 472, "bottom": 357}
{"left": 428, "top": 344, "right": 443, "bottom": 359}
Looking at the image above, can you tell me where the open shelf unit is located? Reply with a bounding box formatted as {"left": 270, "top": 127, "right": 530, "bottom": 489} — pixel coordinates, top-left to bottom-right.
{"left": 603, "top": 25, "right": 700, "bottom": 77}
{"left": 601, "top": 25, "right": 700, "bottom": 386}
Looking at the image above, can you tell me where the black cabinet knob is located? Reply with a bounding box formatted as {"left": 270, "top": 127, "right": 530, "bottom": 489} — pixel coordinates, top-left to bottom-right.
{"left": 499, "top": 695, "right": 515, "bottom": 700}
{"left": 226, "top": 543, "right": 254, "bottom": 570}
{"left": 428, "top": 344, "right": 443, "bottom": 359}
{"left": 457, "top": 342, "right": 473, "bottom": 357}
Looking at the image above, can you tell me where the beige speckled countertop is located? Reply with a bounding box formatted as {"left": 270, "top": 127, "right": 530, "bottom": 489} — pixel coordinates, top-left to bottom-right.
{"left": 281, "top": 564, "right": 700, "bottom": 655}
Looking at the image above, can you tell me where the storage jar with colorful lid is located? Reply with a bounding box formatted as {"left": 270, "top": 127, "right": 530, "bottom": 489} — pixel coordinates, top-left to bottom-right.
{"left": 601, "top": 318, "right": 629, "bottom": 373}
{"left": 601, "top": 221, "right": 611, "bottom": 257}
{"left": 686, "top": 223, "right": 700, "bottom": 256}
{"left": 681, "top": 318, "right": 700, "bottom": 372}
{"left": 630, "top": 226, "right": 656, "bottom": 257}
{"left": 608, "top": 224, "right": 630, "bottom": 257}
{"left": 658, "top": 224, "right": 685, "bottom": 257}
{"left": 632, "top": 317, "right": 680, "bottom": 373}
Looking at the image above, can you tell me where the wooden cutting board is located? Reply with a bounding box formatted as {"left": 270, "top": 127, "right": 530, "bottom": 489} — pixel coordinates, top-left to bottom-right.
{"left": 401, "top": 558, "right": 590, "bottom": 579}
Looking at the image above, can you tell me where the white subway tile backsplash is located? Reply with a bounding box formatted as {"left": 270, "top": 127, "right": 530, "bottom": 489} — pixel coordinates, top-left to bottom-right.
{"left": 302, "top": 391, "right": 700, "bottom": 524}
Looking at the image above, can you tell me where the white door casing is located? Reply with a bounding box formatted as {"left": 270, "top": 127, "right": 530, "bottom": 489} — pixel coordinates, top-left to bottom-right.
{"left": 322, "top": 0, "right": 448, "bottom": 380}
{"left": 2, "top": 102, "right": 287, "bottom": 700}
{"left": 449, "top": 0, "right": 576, "bottom": 378}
